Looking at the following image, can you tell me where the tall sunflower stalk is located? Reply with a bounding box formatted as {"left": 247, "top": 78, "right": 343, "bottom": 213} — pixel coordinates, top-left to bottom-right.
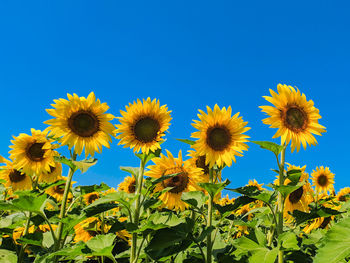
{"left": 206, "top": 168, "right": 214, "bottom": 263}
{"left": 277, "top": 146, "right": 286, "bottom": 263}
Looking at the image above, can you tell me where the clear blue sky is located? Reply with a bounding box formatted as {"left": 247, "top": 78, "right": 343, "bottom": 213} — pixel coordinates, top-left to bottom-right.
{"left": 0, "top": 1, "right": 349, "bottom": 193}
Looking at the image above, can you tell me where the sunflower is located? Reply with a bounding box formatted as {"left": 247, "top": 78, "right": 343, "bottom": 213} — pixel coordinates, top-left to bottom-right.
{"left": 13, "top": 224, "right": 57, "bottom": 244}
{"left": 247, "top": 179, "right": 264, "bottom": 191}
{"left": 336, "top": 187, "right": 350, "bottom": 202}
{"left": 260, "top": 84, "right": 326, "bottom": 152}
{"left": 311, "top": 166, "right": 335, "bottom": 194}
{"left": 282, "top": 164, "right": 314, "bottom": 222}
{"left": 83, "top": 192, "right": 100, "bottom": 205}
{"left": 191, "top": 105, "right": 250, "bottom": 168}
{"left": 118, "top": 175, "right": 136, "bottom": 193}
{"left": 38, "top": 162, "right": 62, "bottom": 184}
{"left": 0, "top": 156, "right": 32, "bottom": 191}
{"left": 115, "top": 98, "right": 172, "bottom": 154}
{"left": 45, "top": 177, "right": 73, "bottom": 202}
{"left": 234, "top": 204, "right": 252, "bottom": 238}
{"left": 145, "top": 150, "right": 204, "bottom": 211}
{"left": 44, "top": 92, "right": 116, "bottom": 157}
{"left": 303, "top": 217, "right": 333, "bottom": 234}
{"left": 9, "top": 129, "right": 57, "bottom": 176}
{"left": 74, "top": 217, "right": 100, "bottom": 243}
{"left": 217, "top": 194, "right": 235, "bottom": 206}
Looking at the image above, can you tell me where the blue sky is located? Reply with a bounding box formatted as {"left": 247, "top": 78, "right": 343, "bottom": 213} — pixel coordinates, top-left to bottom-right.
{"left": 0, "top": 1, "right": 349, "bottom": 193}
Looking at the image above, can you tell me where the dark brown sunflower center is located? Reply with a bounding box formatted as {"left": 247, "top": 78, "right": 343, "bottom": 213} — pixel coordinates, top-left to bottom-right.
{"left": 317, "top": 174, "right": 328, "bottom": 187}
{"left": 54, "top": 184, "right": 65, "bottom": 195}
{"left": 339, "top": 195, "right": 347, "bottom": 202}
{"left": 128, "top": 181, "right": 136, "bottom": 193}
{"left": 27, "top": 143, "right": 45, "bottom": 161}
{"left": 48, "top": 166, "right": 56, "bottom": 174}
{"left": 162, "top": 167, "right": 189, "bottom": 193}
{"left": 9, "top": 170, "right": 26, "bottom": 183}
{"left": 133, "top": 117, "right": 160, "bottom": 143}
{"left": 289, "top": 187, "right": 304, "bottom": 204}
{"left": 206, "top": 126, "right": 231, "bottom": 151}
{"left": 320, "top": 217, "right": 332, "bottom": 229}
{"left": 88, "top": 194, "right": 99, "bottom": 204}
{"left": 284, "top": 106, "right": 307, "bottom": 131}
{"left": 68, "top": 111, "right": 100, "bottom": 137}
{"left": 195, "top": 155, "right": 209, "bottom": 175}
{"left": 87, "top": 230, "right": 98, "bottom": 237}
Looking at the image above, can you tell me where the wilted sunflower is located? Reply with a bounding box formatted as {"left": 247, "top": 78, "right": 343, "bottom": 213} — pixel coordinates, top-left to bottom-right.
{"left": 46, "top": 177, "right": 73, "bottom": 202}
{"left": 44, "top": 92, "right": 116, "bottom": 157}
{"left": 0, "top": 156, "right": 32, "bottom": 191}
{"left": 38, "top": 162, "right": 62, "bottom": 184}
{"left": 145, "top": 150, "right": 203, "bottom": 211}
{"left": 9, "top": 129, "right": 57, "bottom": 176}
{"left": 118, "top": 175, "right": 136, "bottom": 193}
{"left": 191, "top": 105, "right": 250, "bottom": 168}
{"left": 116, "top": 98, "right": 172, "bottom": 154}
{"left": 311, "top": 166, "right": 335, "bottom": 194}
{"left": 336, "top": 187, "right": 350, "bottom": 202}
{"left": 260, "top": 84, "right": 326, "bottom": 152}
{"left": 83, "top": 192, "right": 100, "bottom": 205}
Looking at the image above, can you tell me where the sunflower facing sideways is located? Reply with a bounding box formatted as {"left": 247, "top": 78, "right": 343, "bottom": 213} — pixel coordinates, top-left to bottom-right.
{"left": 118, "top": 175, "right": 136, "bottom": 193}
{"left": 311, "top": 166, "right": 335, "bottom": 194}
{"left": 38, "top": 162, "right": 62, "bottom": 184}
{"left": 115, "top": 98, "right": 172, "bottom": 154}
{"left": 0, "top": 156, "right": 32, "bottom": 191}
{"left": 46, "top": 177, "right": 73, "bottom": 202}
{"left": 336, "top": 187, "right": 350, "bottom": 202}
{"left": 260, "top": 84, "right": 326, "bottom": 152}
{"left": 9, "top": 129, "right": 57, "bottom": 176}
{"left": 191, "top": 105, "right": 250, "bottom": 168}
{"left": 83, "top": 192, "right": 100, "bottom": 205}
{"left": 145, "top": 150, "right": 204, "bottom": 211}
{"left": 44, "top": 92, "right": 116, "bottom": 157}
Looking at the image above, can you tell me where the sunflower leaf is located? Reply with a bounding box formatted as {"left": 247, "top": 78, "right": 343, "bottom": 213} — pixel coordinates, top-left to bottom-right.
{"left": 181, "top": 191, "right": 207, "bottom": 208}
{"left": 0, "top": 249, "right": 17, "bottom": 263}
{"left": 175, "top": 138, "right": 196, "bottom": 146}
{"left": 54, "top": 156, "right": 77, "bottom": 171}
{"left": 136, "top": 148, "right": 162, "bottom": 164}
{"left": 251, "top": 141, "right": 284, "bottom": 156}
{"left": 287, "top": 169, "right": 302, "bottom": 183}
{"left": 120, "top": 166, "right": 140, "bottom": 177}
{"left": 267, "top": 182, "right": 305, "bottom": 198}
{"left": 291, "top": 206, "right": 342, "bottom": 226}
{"left": 198, "top": 179, "right": 230, "bottom": 198}
{"left": 72, "top": 158, "right": 98, "bottom": 174}
{"left": 226, "top": 185, "right": 275, "bottom": 204}
{"left": 215, "top": 196, "right": 256, "bottom": 216}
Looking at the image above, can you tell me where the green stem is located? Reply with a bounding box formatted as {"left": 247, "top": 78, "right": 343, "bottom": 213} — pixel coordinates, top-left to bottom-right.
{"left": 18, "top": 212, "right": 32, "bottom": 262}
{"left": 277, "top": 146, "right": 286, "bottom": 263}
{"left": 206, "top": 168, "right": 214, "bottom": 263}
{"left": 130, "top": 159, "right": 146, "bottom": 263}
{"left": 54, "top": 153, "right": 77, "bottom": 253}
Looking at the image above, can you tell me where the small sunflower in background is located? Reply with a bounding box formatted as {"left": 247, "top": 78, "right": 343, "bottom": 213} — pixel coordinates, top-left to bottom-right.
{"left": 46, "top": 177, "right": 73, "bottom": 202}
{"left": 83, "top": 192, "right": 100, "bottom": 205}
{"left": 118, "top": 175, "right": 136, "bottom": 193}
{"left": 38, "top": 162, "right": 62, "bottom": 184}
{"left": 247, "top": 179, "right": 264, "bottom": 190}
{"left": 0, "top": 156, "right": 32, "bottom": 191}
{"left": 9, "top": 129, "right": 57, "bottom": 176}
{"left": 217, "top": 194, "right": 235, "bottom": 206}
{"left": 311, "top": 166, "right": 335, "bottom": 194}
{"left": 191, "top": 104, "right": 250, "bottom": 168}
{"left": 116, "top": 98, "right": 172, "bottom": 154}
{"left": 44, "top": 92, "right": 116, "bottom": 157}
{"left": 336, "top": 187, "right": 350, "bottom": 202}
{"left": 145, "top": 150, "right": 203, "bottom": 211}
{"left": 260, "top": 84, "right": 326, "bottom": 152}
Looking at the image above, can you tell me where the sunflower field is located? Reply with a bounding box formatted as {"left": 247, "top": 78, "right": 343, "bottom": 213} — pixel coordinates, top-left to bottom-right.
{"left": 0, "top": 84, "right": 349, "bottom": 263}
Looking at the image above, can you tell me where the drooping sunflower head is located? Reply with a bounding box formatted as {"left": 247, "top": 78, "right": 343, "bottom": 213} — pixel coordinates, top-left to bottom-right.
{"left": 336, "top": 187, "right": 350, "bottom": 202}
{"left": 83, "top": 192, "right": 100, "bottom": 205}
{"left": 116, "top": 98, "right": 172, "bottom": 154}
{"left": 9, "top": 129, "right": 57, "bottom": 176}
{"left": 38, "top": 162, "right": 62, "bottom": 184}
{"left": 260, "top": 84, "right": 326, "bottom": 152}
{"left": 145, "top": 150, "right": 204, "bottom": 211}
{"left": 311, "top": 166, "right": 335, "bottom": 194}
{"left": 0, "top": 156, "right": 32, "bottom": 191}
{"left": 44, "top": 92, "right": 116, "bottom": 157}
{"left": 118, "top": 175, "right": 136, "bottom": 194}
{"left": 191, "top": 105, "right": 250, "bottom": 168}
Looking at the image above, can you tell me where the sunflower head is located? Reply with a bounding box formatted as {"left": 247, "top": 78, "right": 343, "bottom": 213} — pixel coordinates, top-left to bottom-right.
{"left": 116, "top": 98, "right": 172, "bottom": 154}
{"left": 218, "top": 194, "right": 235, "bottom": 206}
{"left": 83, "top": 192, "right": 100, "bottom": 205}
{"left": 191, "top": 105, "right": 250, "bottom": 168}
{"left": 247, "top": 179, "right": 264, "bottom": 191}
{"left": 311, "top": 166, "right": 335, "bottom": 194}
{"left": 336, "top": 187, "right": 350, "bottom": 202}
{"left": 260, "top": 84, "right": 326, "bottom": 152}
{"left": 74, "top": 217, "right": 100, "bottom": 243}
{"left": 38, "top": 162, "right": 62, "bottom": 184}
{"left": 0, "top": 156, "right": 32, "bottom": 191}
{"left": 9, "top": 129, "right": 57, "bottom": 176}
{"left": 44, "top": 92, "right": 116, "bottom": 157}
{"left": 145, "top": 150, "right": 204, "bottom": 211}
{"left": 118, "top": 175, "right": 136, "bottom": 193}
{"left": 45, "top": 177, "right": 73, "bottom": 202}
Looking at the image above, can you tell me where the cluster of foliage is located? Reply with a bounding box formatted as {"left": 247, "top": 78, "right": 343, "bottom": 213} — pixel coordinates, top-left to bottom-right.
{"left": 0, "top": 85, "right": 350, "bottom": 263}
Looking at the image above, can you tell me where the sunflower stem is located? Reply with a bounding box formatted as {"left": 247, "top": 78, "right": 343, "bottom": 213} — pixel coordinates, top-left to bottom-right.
{"left": 277, "top": 146, "right": 286, "bottom": 263}
{"left": 54, "top": 152, "right": 77, "bottom": 256}
{"left": 130, "top": 158, "right": 146, "bottom": 263}
{"left": 18, "top": 211, "right": 32, "bottom": 263}
{"left": 206, "top": 168, "right": 214, "bottom": 263}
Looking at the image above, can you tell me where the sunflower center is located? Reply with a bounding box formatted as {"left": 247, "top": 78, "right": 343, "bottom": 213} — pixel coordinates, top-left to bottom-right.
{"left": 9, "top": 170, "right": 26, "bottom": 183}
{"left": 195, "top": 155, "right": 210, "bottom": 175}
{"left": 87, "top": 230, "right": 98, "bottom": 237}
{"left": 339, "top": 195, "right": 346, "bottom": 202}
{"left": 27, "top": 143, "right": 45, "bottom": 161}
{"left": 162, "top": 167, "right": 189, "bottom": 193}
{"left": 288, "top": 187, "right": 304, "bottom": 204}
{"left": 133, "top": 117, "right": 160, "bottom": 143}
{"left": 54, "top": 184, "right": 65, "bottom": 195}
{"left": 285, "top": 106, "right": 307, "bottom": 131}
{"left": 48, "top": 166, "right": 56, "bottom": 174}
{"left": 317, "top": 174, "right": 328, "bottom": 187}
{"left": 88, "top": 194, "right": 99, "bottom": 204}
{"left": 206, "top": 126, "right": 232, "bottom": 151}
{"left": 320, "top": 217, "right": 332, "bottom": 229}
{"left": 68, "top": 111, "right": 100, "bottom": 137}
{"left": 128, "top": 181, "right": 136, "bottom": 193}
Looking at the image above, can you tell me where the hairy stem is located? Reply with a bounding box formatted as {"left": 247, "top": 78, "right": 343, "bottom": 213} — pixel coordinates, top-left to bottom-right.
{"left": 206, "top": 168, "right": 214, "bottom": 263}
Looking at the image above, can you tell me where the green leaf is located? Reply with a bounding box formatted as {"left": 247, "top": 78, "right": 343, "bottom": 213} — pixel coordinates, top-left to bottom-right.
{"left": 198, "top": 179, "right": 230, "bottom": 198}
{"left": 72, "top": 158, "right": 98, "bottom": 174}
{"left": 136, "top": 148, "right": 161, "bottom": 164}
{"left": 227, "top": 185, "right": 275, "bottom": 203}
{"left": 279, "top": 232, "right": 299, "bottom": 251}
{"left": 77, "top": 182, "right": 110, "bottom": 195}
{"left": 176, "top": 138, "right": 196, "bottom": 146}
{"left": 314, "top": 217, "right": 350, "bottom": 263}
{"left": 86, "top": 234, "right": 116, "bottom": 258}
{"left": 54, "top": 155, "right": 77, "bottom": 171}
{"left": 0, "top": 249, "right": 17, "bottom": 263}
{"left": 19, "top": 232, "right": 43, "bottom": 246}
{"left": 251, "top": 141, "right": 284, "bottom": 156}
{"left": 287, "top": 169, "right": 302, "bottom": 183}
{"left": 86, "top": 191, "right": 134, "bottom": 210}
{"left": 268, "top": 182, "right": 305, "bottom": 198}
{"left": 120, "top": 166, "right": 140, "bottom": 177}
{"left": 215, "top": 196, "right": 255, "bottom": 216}
{"left": 84, "top": 202, "right": 119, "bottom": 217}
{"left": 249, "top": 248, "right": 278, "bottom": 263}
{"left": 181, "top": 191, "right": 207, "bottom": 208}
{"left": 292, "top": 206, "right": 342, "bottom": 225}
{"left": 235, "top": 236, "right": 262, "bottom": 251}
